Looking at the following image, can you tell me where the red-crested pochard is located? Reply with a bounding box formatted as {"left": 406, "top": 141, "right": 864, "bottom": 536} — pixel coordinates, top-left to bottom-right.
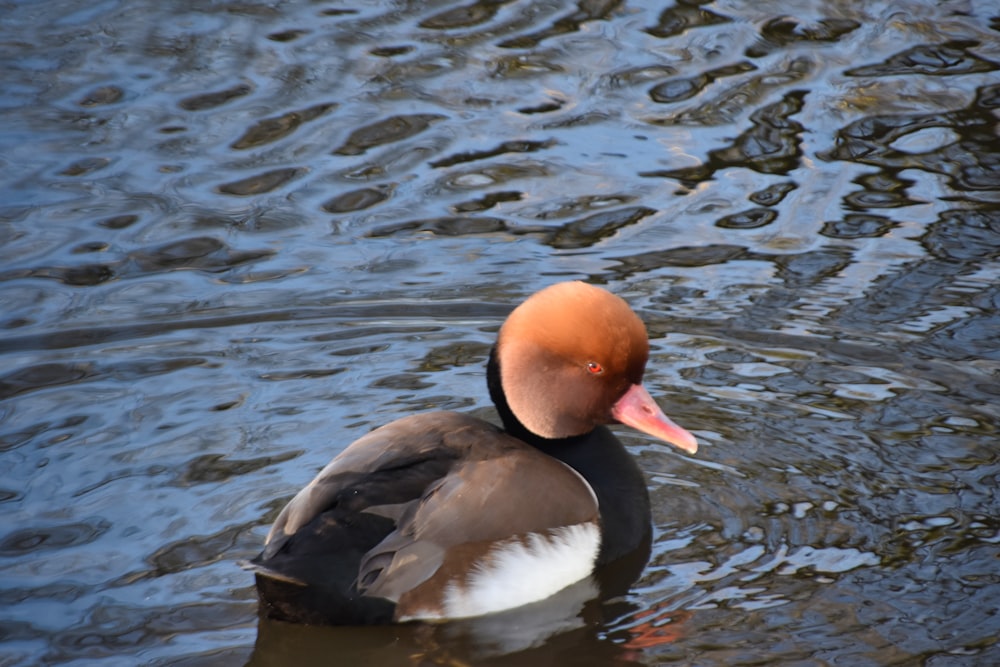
{"left": 248, "top": 281, "right": 698, "bottom": 624}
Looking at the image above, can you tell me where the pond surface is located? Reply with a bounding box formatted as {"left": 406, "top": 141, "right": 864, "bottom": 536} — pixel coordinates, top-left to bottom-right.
{"left": 2, "top": 0, "right": 999, "bottom": 665}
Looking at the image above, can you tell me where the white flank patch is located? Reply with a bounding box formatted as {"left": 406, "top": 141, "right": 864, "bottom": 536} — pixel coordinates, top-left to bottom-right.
{"left": 441, "top": 522, "right": 600, "bottom": 619}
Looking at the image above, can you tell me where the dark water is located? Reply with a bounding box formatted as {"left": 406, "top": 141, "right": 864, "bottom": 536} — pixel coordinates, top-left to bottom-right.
{"left": 2, "top": 0, "right": 999, "bottom": 664}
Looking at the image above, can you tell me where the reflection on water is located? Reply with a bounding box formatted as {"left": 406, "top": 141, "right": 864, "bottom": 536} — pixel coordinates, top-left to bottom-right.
{"left": 2, "top": 0, "right": 999, "bottom": 665}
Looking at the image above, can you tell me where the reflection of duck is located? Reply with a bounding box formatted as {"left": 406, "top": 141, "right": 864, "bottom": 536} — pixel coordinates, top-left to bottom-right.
{"left": 246, "top": 281, "right": 698, "bottom": 625}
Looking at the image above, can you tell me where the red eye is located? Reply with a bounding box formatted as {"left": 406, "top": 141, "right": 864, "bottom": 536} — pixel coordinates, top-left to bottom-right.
{"left": 586, "top": 362, "right": 604, "bottom": 375}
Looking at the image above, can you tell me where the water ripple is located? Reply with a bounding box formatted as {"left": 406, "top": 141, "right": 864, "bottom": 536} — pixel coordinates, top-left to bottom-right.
{"left": 1, "top": 0, "right": 999, "bottom": 665}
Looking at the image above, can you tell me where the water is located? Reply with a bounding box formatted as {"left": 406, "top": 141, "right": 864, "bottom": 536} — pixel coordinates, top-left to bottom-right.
{"left": 2, "top": 0, "right": 999, "bottom": 664}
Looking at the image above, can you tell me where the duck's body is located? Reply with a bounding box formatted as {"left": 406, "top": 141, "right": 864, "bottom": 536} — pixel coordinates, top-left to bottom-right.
{"left": 249, "top": 282, "right": 697, "bottom": 624}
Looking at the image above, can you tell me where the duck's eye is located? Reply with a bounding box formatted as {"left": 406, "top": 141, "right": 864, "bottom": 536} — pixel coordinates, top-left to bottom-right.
{"left": 586, "top": 361, "right": 604, "bottom": 375}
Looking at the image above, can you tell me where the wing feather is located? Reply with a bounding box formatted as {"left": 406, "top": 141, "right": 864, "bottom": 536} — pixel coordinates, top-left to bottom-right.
{"left": 254, "top": 410, "right": 599, "bottom": 612}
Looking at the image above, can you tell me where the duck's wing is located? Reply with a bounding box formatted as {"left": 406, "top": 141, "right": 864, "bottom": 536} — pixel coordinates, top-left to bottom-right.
{"left": 250, "top": 411, "right": 600, "bottom": 621}
{"left": 356, "top": 446, "right": 601, "bottom": 620}
{"left": 258, "top": 412, "right": 483, "bottom": 560}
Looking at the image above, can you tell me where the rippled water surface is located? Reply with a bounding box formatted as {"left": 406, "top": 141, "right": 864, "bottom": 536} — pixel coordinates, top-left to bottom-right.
{"left": 2, "top": 0, "right": 1000, "bottom": 665}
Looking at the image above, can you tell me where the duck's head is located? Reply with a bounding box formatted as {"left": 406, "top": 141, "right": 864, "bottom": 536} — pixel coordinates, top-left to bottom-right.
{"left": 495, "top": 281, "right": 698, "bottom": 453}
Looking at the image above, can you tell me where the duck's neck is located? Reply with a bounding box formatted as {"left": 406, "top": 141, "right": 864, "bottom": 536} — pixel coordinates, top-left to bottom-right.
{"left": 486, "top": 347, "right": 651, "bottom": 564}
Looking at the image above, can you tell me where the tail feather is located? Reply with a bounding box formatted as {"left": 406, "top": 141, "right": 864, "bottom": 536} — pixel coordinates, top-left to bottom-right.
{"left": 240, "top": 558, "right": 307, "bottom": 586}
{"left": 247, "top": 511, "right": 399, "bottom": 624}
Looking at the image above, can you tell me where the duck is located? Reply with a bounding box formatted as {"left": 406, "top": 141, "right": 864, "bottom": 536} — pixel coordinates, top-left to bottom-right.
{"left": 247, "top": 281, "right": 698, "bottom": 625}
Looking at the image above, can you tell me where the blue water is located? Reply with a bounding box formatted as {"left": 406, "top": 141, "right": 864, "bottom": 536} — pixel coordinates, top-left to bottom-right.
{"left": 2, "top": 1, "right": 999, "bottom": 664}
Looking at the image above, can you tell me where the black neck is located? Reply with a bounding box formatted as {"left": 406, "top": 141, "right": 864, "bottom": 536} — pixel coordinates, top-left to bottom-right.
{"left": 486, "top": 347, "right": 651, "bottom": 565}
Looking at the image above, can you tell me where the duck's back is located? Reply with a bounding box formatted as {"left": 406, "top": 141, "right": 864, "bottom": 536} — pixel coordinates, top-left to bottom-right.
{"left": 249, "top": 411, "right": 600, "bottom": 624}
